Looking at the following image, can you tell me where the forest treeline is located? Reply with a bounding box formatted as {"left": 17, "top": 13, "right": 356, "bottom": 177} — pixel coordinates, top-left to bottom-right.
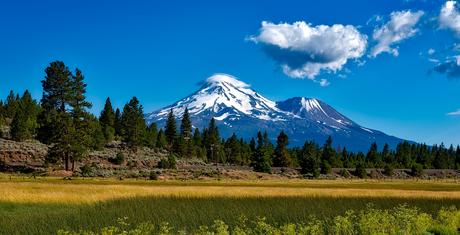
{"left": 0, "top": 61, "right": 459, "bottom": 175}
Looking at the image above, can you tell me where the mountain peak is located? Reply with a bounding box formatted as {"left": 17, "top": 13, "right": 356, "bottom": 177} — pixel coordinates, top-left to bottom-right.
{"left": 145, "top": 74, "right": 404, "bottom": 151}
{"left": 205, "top": 73, "right": 249, "bottom": 88}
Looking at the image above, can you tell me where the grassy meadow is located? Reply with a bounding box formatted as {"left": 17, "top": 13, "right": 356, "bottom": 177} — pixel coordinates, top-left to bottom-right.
{"left": 0, "top": 176, "right": 459, "bottom": 234}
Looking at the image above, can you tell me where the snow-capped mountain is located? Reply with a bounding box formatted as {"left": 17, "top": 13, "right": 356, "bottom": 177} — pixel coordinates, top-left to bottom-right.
{"left": 146, "top": 74, "right": 404, "bottom": 151}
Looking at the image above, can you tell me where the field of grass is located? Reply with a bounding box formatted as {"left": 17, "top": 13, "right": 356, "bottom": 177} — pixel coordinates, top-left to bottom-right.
{"left": 0, "top": 176, "right": 459, "bottom": 234}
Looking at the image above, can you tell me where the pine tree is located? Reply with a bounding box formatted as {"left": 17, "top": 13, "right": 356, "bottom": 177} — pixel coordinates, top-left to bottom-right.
{"left": 10, "top": 112, "right": 27, "bottom": 141}
{"left": 165, "top": 109, "right": 177, "bottom": 147}
{"left": 299, "top": 141, "right": 320, "bottom": 177}
{"left": 38, "top": 61, "right": 74, "bottom": 145}
{"left": 355, "top": 160, "right": 367, "bottom": 178}
{"left": 321, "top": 136, "right": 336, "bottom": 173}
{"left": 10, "top": 90, "right": 40, "bottom": 141}
{"left": 251, "top": 131, "right": 272, "bottom": 173}
{"left": 156, "top": 129, "right": 168, "bottom": 149}
{"left": 68, "top": 69, "right": 94, "bottom": 168}
{"left": 224, "top": 133, "right": 242, "bottom": 164}
{"left": 180, "top": 108, "right": 192, "bottom": 138}
{"left": 145, "top": 123, "right": 158, "bottom": 148}
{"left": 192, "top": 128, "right": 202, "bottom": 147}
{"left": 4, "top": 90, "right": 19, "bottom": 119}
{"left": 70, "top": 68, "right": 92, "bottom": 117}
{"left": 114, "top": 108, "right": 122, "bottom": 137}
{"left": 99, "top": 97, "right": 116, "bottom": 142}
{"left": 381, "top": 143, "right": 392, "bottom": 165}
{"left": 41, "top": 61, "right": 73, "bottom": 112}
{"left": 45, "top": 112, "right": 77, "bottom": 170}
{"left": 366, "top": 142, "right": 379, "bottom": 168}
{"left": 205, "top": 118, "right": 222, "bottom": 163}
{"left": 273, "top": 131, "right": 291, "bottom": 167}
{"left": 179, "top": 108, "right": 193, "bottom": 158}
{"left": 120, "top": 97, "right": 147, "bottom": 149}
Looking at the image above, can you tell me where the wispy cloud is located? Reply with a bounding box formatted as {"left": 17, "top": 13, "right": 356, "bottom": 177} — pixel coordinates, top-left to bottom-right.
{"left": 249, "top": 21, "right": 367, "bottom": 83}
{"left": 370, "top": 10, "right": 424, "bottom": 57}
{"left": 433, "top": 56, "right": 460, "bottom": 78}
{"left": 447, "top": 109, "right": 460, "bottom": 116}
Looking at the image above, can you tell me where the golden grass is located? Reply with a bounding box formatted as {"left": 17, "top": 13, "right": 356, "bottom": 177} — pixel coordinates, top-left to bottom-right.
{"left": 1, "top": 179, "right": 460, "bottom": 204}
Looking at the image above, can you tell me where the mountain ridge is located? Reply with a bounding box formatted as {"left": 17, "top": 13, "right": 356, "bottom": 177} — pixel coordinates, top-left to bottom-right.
{"left": 146, "top": 74, "right": 405, "bottom": 151}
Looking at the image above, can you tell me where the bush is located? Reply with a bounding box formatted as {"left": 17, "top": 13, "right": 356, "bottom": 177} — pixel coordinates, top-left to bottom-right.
{"left": 411, "top": 163, "right": 424, "bottom": 177}
{"left": 383, "top": 164, "right": 394, "bottom": 177}
{"left": 149, "top": 171, "right": 159, "bottom": 180}
{"left": 355, "top": 162, "right": 367, "bottom": 179}
{"left": 80, "top": 163, "right": 96, "bottom": 177}
{"left": 340, "top": 168, "right": 351, "bottom": 178}
{"left": 57, "top": 205, "right": 460, "bottom": 235}
{"left": 320, "top": 161, "right": 331, "bottom": 175}
{"left": 158, "top": 154, "right": 177, "bottom": 169}
{"left": 108, "top": 153, "right": 125, "bottom": 165}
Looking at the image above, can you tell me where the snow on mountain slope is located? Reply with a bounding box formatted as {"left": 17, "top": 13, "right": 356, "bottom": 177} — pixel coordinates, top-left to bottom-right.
{"left": 145, "top": 74, "right": 405, "bottom": 151}
{"left": 146, "top": 74, "right": 287, "bottom": 122}
{"left": 276, "top": 97, "right": 355, "bottom": 127}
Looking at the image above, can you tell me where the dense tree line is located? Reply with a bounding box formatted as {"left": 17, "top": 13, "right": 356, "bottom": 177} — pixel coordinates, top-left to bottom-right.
{"left": 0, "top": 61, "right": 459, "bottom": 173}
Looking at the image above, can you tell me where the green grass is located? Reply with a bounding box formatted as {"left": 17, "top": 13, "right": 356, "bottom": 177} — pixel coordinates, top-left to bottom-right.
{"left": 1, "top": 196, "right": 459, "bottom": 234}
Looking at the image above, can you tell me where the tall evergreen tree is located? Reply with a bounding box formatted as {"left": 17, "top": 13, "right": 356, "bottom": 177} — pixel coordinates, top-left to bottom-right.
{"left": 165, "top": 109, "right": 177, "bottom": 147}
{"left": 180, "top": 108, "right": 192, "bottom": 138}
{"left": 320, "top": 136, "right": 336, "bottom": 173}
{"left": 205, "top": 118, "right": 222, "bottom": 163}
{"left": 224, "top": 133, "right": 242, "bottom": 164}
{"left": 38, "top": 61, "right": 74, "bottom": 145}
{"left": 299, "top": 141, "right": 320, "bottom": 177}
{"left": 99, "top": 97, "right": 116, "bottom": 142}
{"left": 41, "top": 61, "right": 73, "bottom": 112}
{"left": 156, "top": 129, "right": 168, "bottom": 149}
{"left": 114, "top": 108, "right": 122, "bottom": 137}
{"left": 4, "top": 90, "right": 19, "bottom": 119}
{"left": 179, "top": 108, "right": 193, "bottom": 158}
{"left": 192, "top": 128, "right": 202, "bottom": 147}
{"left": 251, "top": 131, "right": 272, "bottom": 173}
{"left": 273, "top": 131, "right": 291, "bottom": 167}
{"left": 68, "top": 69, "right": 94, "bottom": 167}
{"left": 120, "top": 97, "right": 147, "bottom": 149}
{"left": 366, "top": 142, "right": 380, "bottom": 168}
{"left": 145, "top": 123, "right": 158, "bottom": 148}
{"left": 10, "top": 90, "right": 40, "bottom": 141}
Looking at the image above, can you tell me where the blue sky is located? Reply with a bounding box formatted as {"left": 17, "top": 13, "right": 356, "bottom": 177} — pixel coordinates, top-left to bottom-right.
{"left": 1, "top": 0, "right": 460, "bottom": 145}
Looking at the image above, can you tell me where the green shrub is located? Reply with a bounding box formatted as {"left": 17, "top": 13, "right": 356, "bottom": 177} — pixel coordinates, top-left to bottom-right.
{"left": 57, "top": 205, "right": 460, "bottom": 235}
{"left": 158, "top": 154, "right": 177, "bottom": 169}
{"left": 109, "top": 153, "right": 125, "bottom": 165}
{"left": 411, "top": 163, "right": 424, "bottom": 177}
{"left": 340, "top": 169, "right": 351, "bottom": 178}
{"left": 383, "top": 164, "right": 394, "bottom": 177}
{"left": 355, "top": 162, "right": 367, "bottom": 179}
{"left": 149, "top": 171, "right": 159, "bottom": 180}
{"left": 320, "top": 161, "right": 331, "bottom": 175}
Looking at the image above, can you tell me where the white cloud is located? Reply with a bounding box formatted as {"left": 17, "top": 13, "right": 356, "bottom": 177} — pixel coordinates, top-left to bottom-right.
{"left": 447, "top": 109, "right": 460, "bottom": 116}
{"left": 370, "top": 10, "right": 424, "bottom": 57}
{"left": 249, "top": 21, "right": 367, "bottom": 81}
{"left": 319, "top": 79, "right": 330, "bottom": 87}
{"left": 428, "top": 48, "right": 436, "bottom": 55}
{"left": 439, "top": 1, "right": 460, "bottom": 36}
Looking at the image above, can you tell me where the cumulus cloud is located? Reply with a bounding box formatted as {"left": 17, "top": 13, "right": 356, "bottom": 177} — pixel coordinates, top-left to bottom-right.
{"left": 447, "top": 109, "right": 460, "bottom": 116}
{"left": 433, "top": 56, "right": 460, "bottom": 77}
{"left": 370, "top": 10, "right": 424, "bottom": 57}
{"left": 439, "top": 1, "right": 460, "bottom": 36}
{"left": 249, "top": 21, "right": 367, "bottom": 81}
